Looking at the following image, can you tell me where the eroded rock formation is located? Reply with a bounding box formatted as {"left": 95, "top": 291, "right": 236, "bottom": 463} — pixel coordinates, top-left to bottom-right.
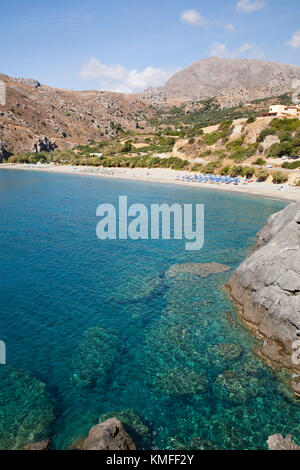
{"left": 227, "top": 202, "right": 300, "bottom": 396}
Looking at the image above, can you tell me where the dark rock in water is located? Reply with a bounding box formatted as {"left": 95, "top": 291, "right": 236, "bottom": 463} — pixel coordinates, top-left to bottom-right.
{"left": 213, "top": 369, "right": 259, "bottom": 404}
{"left": 267, "top": 434, "right": 300, "bottom": 450}
{"left": 118, "top": 273, "right": 166, "bottom": 305}
{"left": 98, "top": 409, "right": 150, "bottom": 448}
{"left": 155, "top": 367, "right": 210, "bottom": 396}
{"left": 0, "top": 366, "right": 54, "bottom": 450}
{"left": 70, "top": 327, "right": 120, "bottom": 388}
{"left": 227, "top": 201, "right": 300, "bottom": 393}
{"left": 216, "top": 343, "right": 243, "bottom": 361}
{"left": 166, "top": 263, "right": 231, "bottom": 279}
{"left": 83, "top": 418, "right": 136, "bottom": 450}
{"left": 189, "top": 437, "right": 218, "bottom": 450}
{"left": 23, "top": 439, "right": 51, "bottom": 451}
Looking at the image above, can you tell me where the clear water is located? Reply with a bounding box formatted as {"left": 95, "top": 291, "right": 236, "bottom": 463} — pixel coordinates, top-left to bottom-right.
{"left": 0, "top": 169, "right": 299, "bottom": 450}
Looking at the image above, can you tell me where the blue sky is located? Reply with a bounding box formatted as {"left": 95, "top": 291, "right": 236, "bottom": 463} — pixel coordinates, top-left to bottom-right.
{"left": 0, "top": 0, "right": 299, "bottom": 92}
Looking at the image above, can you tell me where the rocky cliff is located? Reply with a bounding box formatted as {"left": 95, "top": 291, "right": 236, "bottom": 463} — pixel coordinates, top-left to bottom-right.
{"left": 227, "top": 201, "right": 300, "bottom": 396}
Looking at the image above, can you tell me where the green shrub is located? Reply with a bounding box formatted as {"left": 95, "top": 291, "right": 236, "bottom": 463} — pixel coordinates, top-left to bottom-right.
{"left": 241, "top": 167, "right": 255, "bottom": 179}
{"left": 246, "top": 117, "right": 256, "bottom": 124}
{"left": 257, "top": 128, "right": 277, "bottom": 143}
{"left": 272, "top": 171, "right": 288, "bottom": 184}
{"left": 122, "top": 141, "right": 133, "bottom": 153}
{"left": 221, "top": 166, "right": 230, "bottom": 176}
{"left": 230, "top": 165, "right": 243, "bottom": 177}
{"left": 254, "top": 158, "right": 266, "bottom": 166}
{"left": 202, "top": 161, "right": 220, "bottom": 174}
{"left": 256, "top": 169, "right": 269, "bottom": 182}
{"left": 266, "top": 142, "right": 293, "bottom": 158}
{"left": 282, "top": 161, "right": 300, "bottom": 170}
{"left": 203, "top": 132, "right": 220, "bottom": 146}
{"left": 191, "top": 163, "right": 203, "bottom": 172}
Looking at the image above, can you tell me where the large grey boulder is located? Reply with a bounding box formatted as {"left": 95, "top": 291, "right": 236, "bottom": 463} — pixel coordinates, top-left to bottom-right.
{"left": 227, "top": 202, "right": 300, "bottom": 395}
{"left": 83, "top": 418, "right": 136, "bottom": 451}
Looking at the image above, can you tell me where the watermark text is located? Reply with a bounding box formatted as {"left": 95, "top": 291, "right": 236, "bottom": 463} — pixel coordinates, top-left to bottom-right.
{"left": 96, "top": 197, "right": 204, "bottom": 251}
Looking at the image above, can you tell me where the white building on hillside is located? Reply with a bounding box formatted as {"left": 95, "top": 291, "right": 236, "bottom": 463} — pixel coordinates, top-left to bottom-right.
{"left": 267, "top": 105, "right": 300, "bottom": 118}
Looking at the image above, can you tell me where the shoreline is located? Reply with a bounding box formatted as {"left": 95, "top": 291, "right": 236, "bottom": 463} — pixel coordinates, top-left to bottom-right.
{"left": 1, "top": 163, "right": 300, "bottom": 202}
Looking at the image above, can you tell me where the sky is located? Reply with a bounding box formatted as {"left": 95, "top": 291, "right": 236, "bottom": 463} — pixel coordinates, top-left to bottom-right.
{"left": 0, "top": 0, "right": 300, "bottom": 92}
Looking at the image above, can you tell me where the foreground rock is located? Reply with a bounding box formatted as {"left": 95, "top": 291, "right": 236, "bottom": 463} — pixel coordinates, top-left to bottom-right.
{"left": 227, "top": 202, "right": 300, "bottom": 395}
{"left": 83, "top": 418, "right": 136, "bottom": 450}
{"left": 166, "top": 262, "right": 231, "bottom": 279}
{"left": 267, "top": 434, "right": 300, "bottom": 450}
{"left": 23, "top": 439, "right": 51, "bottom": 451}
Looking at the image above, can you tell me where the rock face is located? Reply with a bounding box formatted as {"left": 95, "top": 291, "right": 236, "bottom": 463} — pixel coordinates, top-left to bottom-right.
{"left": 83, "top": 418, "right": 136, "bottom": 451}
{"left": 33, "top": 137, "right": 58, "bottom": 154}
{"left": 0, "top": 144, "right": 11, "bottom": 162}
{"left": 14, "top": 78, "right": 41, "bottom": 89}
{"left": 0, "top": 73, "right": 155, "bottom": 157}
{"left": 162, "top": 57, "right": 300, "bottom": 102}
{"left": 267, "top": 434, "right": 300, "bottom": 450}
{"left": 227, "top": 202, "right": 300, "bottom": 395}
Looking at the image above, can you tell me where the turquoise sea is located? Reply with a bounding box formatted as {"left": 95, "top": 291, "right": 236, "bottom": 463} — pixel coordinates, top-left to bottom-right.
{"left": 0, "top": 169, "right": 299, "bottom": 450}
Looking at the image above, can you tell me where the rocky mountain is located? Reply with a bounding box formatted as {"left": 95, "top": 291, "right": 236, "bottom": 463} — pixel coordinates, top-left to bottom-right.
{"left": 0, "top": 73, "right": 154, "bottom": 157}
{"left": 143, "top": 58, "right": 300, "bottom": 106}
{"left": 1, "top": 57, "right": 300, "bottom": 157}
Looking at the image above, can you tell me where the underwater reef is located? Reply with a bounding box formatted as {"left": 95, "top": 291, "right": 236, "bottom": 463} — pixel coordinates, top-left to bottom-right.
{"left": 0, "top": 367, "right": 54, "bottom": 450}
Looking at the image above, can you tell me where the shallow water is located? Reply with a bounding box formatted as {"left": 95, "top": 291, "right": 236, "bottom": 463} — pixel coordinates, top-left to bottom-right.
{"left": 0, "top": 169, "right": 299, "bottom": 450}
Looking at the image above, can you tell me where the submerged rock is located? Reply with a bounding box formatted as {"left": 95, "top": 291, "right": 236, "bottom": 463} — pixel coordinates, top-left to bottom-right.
{"left": 213, "top": 370, "right": 259, "bottom": 404}
{"left": 227, "top": 201, "right": 300, "bottom": 393}
{"left": 189, "top": 437, "right": 218, "bottom": 450}
{"left": 117, "top": 273, "right": 166, "bottom": 304}
{"left": 83, "top": 418, "right": 136, "bottom": 450}
{"left": 267, "top": 434, "right": 300, "bottom": 450}
{"left": 209, "top": 343, "right": 243, "bottom": 361}
{"left": 0, "top": 367, "right": 54, "bottom": 450}
{"left": 166, "top": 262, "right": 231, "bottom": 279}
{"left": 155, "top": 367, "right": 210, "bottom": 397}
{"left": 71, "top": 327, "right": 120, "bottom": 388}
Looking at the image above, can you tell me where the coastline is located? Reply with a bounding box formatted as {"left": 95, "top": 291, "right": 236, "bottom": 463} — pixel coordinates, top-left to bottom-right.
{"left": 1, "top": 163, "right": 300, "bottom": 202}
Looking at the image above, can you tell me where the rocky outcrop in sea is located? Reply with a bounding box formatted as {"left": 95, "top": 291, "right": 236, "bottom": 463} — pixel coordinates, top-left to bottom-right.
{"left": 227, "top": 201, "right": 300, "bottom": 396}
{"left": 78, "top": 418, "right": 136, "bottom": 451}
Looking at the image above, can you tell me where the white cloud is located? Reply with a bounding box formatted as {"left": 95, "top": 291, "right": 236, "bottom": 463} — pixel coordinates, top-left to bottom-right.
{"left": 180, "top": 9, "right": 207, "bottom": 27}
{"left": 180, "top": 9, "right": 235, "bottom": 32}
{"left": 80, "top": 58, "right": 127, "bottom": 81}
{"left": 225, "top": 23, "right": 236, "bottom": 32}
{"left": 237, "top": 0, "right": 266, "bottom": 12}
{"left": 210, "top": 42, "right": 264, "bottom": 59}
{"left": 80, "top": 58, "right": 176, "bottom": 93}
{"left": 286, "top": 30, "right": 300, "bottom": 49}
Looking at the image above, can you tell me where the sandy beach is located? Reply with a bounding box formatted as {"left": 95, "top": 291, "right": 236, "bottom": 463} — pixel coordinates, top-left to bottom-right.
{"left": 1, "top": 163, "right": 300, "bottom": 202}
